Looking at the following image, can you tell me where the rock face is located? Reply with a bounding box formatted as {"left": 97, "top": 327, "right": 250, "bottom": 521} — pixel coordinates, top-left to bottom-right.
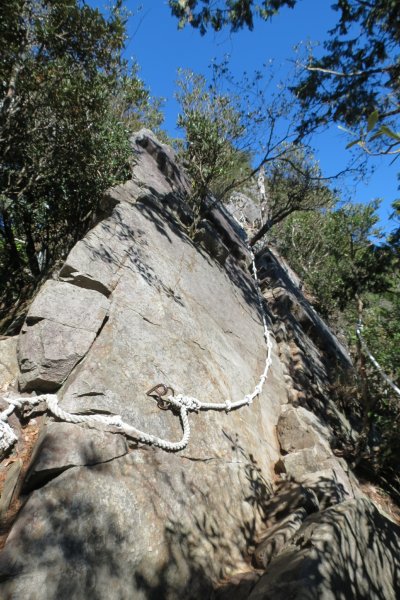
{"left": 249, "top": 498, "right": 400, "bottom": 600}
{"left": 0, "top": 131, "right": 285, "bottom": 598}
{"left": 0, "top": 130, "right": 399, "bottom": 599}
{"left": 18, "top": 281, "right": 109, "bottom": 391}
{"left": 0, "top": 336, "right": 18, "bottom": 392}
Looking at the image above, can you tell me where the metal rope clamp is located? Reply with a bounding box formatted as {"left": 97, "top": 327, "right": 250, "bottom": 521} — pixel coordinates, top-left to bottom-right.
{"left": 147, "top": 384, "right": 175, "bottom": 411}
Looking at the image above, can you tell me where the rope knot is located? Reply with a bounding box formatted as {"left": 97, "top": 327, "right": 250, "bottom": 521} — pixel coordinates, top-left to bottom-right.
{"left": 173, "top": 394, "right": 201, "bottom": 412}
{"left": 225, "top": 400, "right": 232, "bottom": 413}
{"left": 106, "top": 415, "right": 123, "bottom": 427}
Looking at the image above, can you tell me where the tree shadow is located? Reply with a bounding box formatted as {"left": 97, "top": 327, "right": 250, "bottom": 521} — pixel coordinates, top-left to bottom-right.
{"left": 135, "top": 191, "right": 264, "bottom": 320}
{"left": 69, "top": 183, "right": 266, "bottom": 325}
{"left": 0, "top": 430, "right": 275, "bottom": 599}
{"left": 252, "top": 496, "right": 400, "bottom": 599}
{"left": 1, "top": 431, "right": 399, "bottom": 599}
{"left": 0, "top": 480, "right": 129, "bottom": 599}
{"left": 132, "top": 435, "right": 275, "bottom": 599}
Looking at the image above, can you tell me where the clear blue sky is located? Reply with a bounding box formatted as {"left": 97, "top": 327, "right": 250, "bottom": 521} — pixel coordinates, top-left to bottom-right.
{"left": 119, "top": 1, "right": 399, "bottom": 233}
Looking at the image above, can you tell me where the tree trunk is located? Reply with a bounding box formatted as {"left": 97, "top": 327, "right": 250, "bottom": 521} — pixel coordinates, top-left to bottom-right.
{"left": 250, "top": 218, "right": 272, "bottom": 246}
{"left": 354, "top": 295, "right": 375, "bottom": 464}
{"left": 22, "top": 212, "right": 40, "bottom": 277}
{"left": 1, "top": 209, "right": 22, "bottom": 273}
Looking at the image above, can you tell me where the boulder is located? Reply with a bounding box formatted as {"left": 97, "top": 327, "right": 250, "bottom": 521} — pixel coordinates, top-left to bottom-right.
{"left": 23, "top": 422, "right": 129, "bottom": 491}
{"left": 277, "top": 405, "right": 332, "bottom": 457}
{"left": 0, "top": 133, "right": 286, "bottom": 598}
{"left": 18, "top": 281, "right": 109, "bottom": 391}
{"left": 1, "top": 131, "right": 397, "bottom": 600}
{"left": 131, "top": 128, "right": 191, "bottom": 200}
{"left": 248, "top": 498, "right": 400, "bottom": 600}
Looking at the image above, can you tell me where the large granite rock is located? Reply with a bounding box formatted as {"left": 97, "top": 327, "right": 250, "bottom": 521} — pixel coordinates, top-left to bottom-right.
{"left": 0, "top": 130, "right": 398, "bottom": 600}
{"left": 22, "top": 422, "right": 129, "bottom": 491}
{"left": 248, "top": 498, "right": 400, "bottom": 600}
{"left": 277, "top": 405, "right": 332, "bottom": 457}
{"left": 18, "top": 281, "right": 109, "bottom": 391}
{"left": 0, "top": 131, "right": 286, "bottom": 598}
{"left": 0, "top": 336, "right": 18, "bottom": 392}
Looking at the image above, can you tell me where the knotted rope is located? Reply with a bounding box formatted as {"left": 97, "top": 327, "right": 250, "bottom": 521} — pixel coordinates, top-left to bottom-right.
{"left": 1, "top": 249, "right": 273, "bottom": 453}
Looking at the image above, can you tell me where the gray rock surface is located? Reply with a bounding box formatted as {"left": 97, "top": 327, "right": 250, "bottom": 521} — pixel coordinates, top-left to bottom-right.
{"left": 277, "top": 404, "right": 332, "bottom": 457}
{"left": 0, "top": 459, "right": 22, "bottom": 520}
{"left": 253, "top": 507, "right": 309, "bottom": 569}
{"left": 248, "top": 498, "right": 400, "bottom": 600}
{"left": 226, "top": 191, "right": 261, "bottom": 230}
{"left": 131, "top": 128, "right": 191, "bottom": 200}
{"left": 0, "top": 451, "right": 275, "bottom": 600}
{"left": 0, "top": 336, "right": 18, "bottom": 392}
{"left": 0, "top": 130, "right": 398, "bottom": 600}
{"left": 0, "top": 130, "right": 286, "bottom": 598}
{"left": 23, "top": 422, "right": 129, "bottom": 491}
{"left": 18, "top": 281, "right": 109, "bottom": 391}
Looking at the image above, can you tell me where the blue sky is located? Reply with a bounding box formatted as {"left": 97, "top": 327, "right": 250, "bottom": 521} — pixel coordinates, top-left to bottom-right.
{"left": 121, "top": 0, "right": 399, "bottom": 233}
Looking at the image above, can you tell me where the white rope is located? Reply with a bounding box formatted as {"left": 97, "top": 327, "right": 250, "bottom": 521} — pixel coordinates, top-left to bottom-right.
{"left": 356, "top": 323, "right": 400, "bottom": 398}
{"left": 174, "top": 249, "right": 273, "bottom": 413}
{"left": 1, "top": 250, "right": 273, "bottom": 454}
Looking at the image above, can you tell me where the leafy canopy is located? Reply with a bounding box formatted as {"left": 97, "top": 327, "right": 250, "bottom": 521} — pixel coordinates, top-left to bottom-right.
{"left": 0, "top": 0, "right": 163, "bottom": 329}
{"left": 170, "top": 0, "right": 400, "bottom": 155}
{"left": 169, "top": 0, "right": 295, "bottom": 34}
{"left": 293, "top": 0, "right": 400, "bottom": 154}
{"left": 175, "top": 68, "right": 252, "bottom": 206}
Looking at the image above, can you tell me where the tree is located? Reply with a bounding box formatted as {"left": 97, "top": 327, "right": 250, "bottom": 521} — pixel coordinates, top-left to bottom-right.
{"left": 175, "top": 68, "right": 252, "bottom": 211}
{"left": 169, "top": 0, "right": 295, "bottom": 34}
{"left": 176, "top": 65, "right": 335, "bottom": 240}
{"left": 249, "top": 148, "right": 335, "bottom": 246}
{"left": 388, "top": 199, "right": 400, "bottom": 253}
{"left": 170, "top": 0, "right": 400, "bottom": 156}
{"left": 293, "top": 1, "right": 400, "bottom": 155}
{"left": 0, "top": 0, "right": 162, "bottom": 328}
{"left": 274, "top": 200, "right": 400, "bottom": 492}
{"left": 273, "top": 200, "right": 389, "bottom": 314}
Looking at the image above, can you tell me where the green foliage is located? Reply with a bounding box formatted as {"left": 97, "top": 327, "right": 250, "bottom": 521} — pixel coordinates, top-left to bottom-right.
{"left": 362, "top": 292, "right": 400, "bottom": 387}
{"left": 292, "top": 0, "right": 400, "bottom": 155}
{"left": 274, "top": 199, "right": 400, "bottom": 489}
{"left": 273, "top": 200, "right": 388, "bottom": 315}
{"left": 176, "top": 63, "right": 332, "bottom": 236}
{"left": 175, "top": 68, "right": 252, "bottom": 208}
{"left": 111, "top": 63, "right": 165, "bottom": 137}
{"left": 388, "top": 198, "right": 400, "bottom": 252}
{"left": 0, "top": 0, "right": 163, "bottom": 325}
{"left": 169, "top": 0, "right": 295, "bottom": 34}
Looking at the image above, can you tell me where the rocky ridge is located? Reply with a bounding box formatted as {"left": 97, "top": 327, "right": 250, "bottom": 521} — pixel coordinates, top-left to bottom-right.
{"left": 0, "top": 130, "right": 399, "bottom": 599}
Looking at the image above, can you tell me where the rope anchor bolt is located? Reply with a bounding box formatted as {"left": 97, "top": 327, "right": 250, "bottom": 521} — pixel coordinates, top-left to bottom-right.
{"left": 147, "top": 383, "right": 175, "bottom": 411}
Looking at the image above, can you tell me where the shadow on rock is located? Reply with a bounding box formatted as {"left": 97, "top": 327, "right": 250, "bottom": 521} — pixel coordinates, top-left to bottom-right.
{"left": 249, "top": 497, "right": 400, "bottom": 600}
{"left": 133, "top": 436, "right": 274, "bottom": 600}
